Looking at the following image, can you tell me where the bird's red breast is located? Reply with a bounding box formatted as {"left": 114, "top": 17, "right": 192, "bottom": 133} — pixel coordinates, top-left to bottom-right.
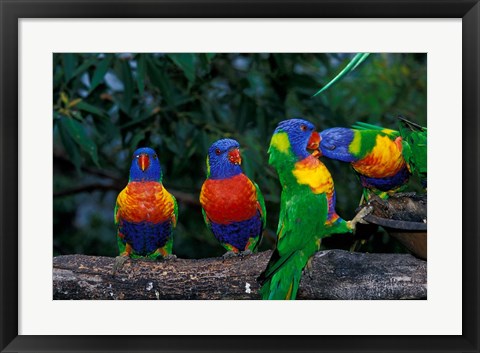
{"left": 116, "top": 181, "right": 175, "bottom": 224}
{"left": 200, "top": 174, "right": 258, "bottom": 224}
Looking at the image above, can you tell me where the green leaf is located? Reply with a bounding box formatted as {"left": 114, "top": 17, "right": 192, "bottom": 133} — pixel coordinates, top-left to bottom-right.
{"left": 205, "top": 53, "right": 216, "bottom": 62}
{"left": 76, "top": 101, "right": 108, "bottom": 119}
{"left": 53, "top": 66, "right": 64, "bottom": 89}
{"left": 351, "top": 53, "right": 370, "bottom": 71}
{"left": 63, "top": 54, "right": 77, "bottom": 82}
{"left": 167, "top": 53, "right": 196, "bottom": 83}
{"left": 120, "top": 60, "right": 134, "bottom": 112}
{"left": 67, "top": 98, "right": 82, "bottom": 108}
{"left": 136, "top": 54, "right": 146, "bottom": 96}
{"left": 313, "top": 53, "right": 370, "bottom": 97}
{"left": 146, "top": 56, "right": 176, "bottom": 107}
{"left": 70, "top": 111, "right": 84, "bottom": 121}
{"left": 57, "top": 118, "right": 83, "bottom": 172}
{"left": 71, "top": 55, "right": 98, "bottom": 82}
{"left": 198, "top": 53, "right": 216, "bottom": 74}
{"left": 59, "top": 116, "right": 100, "bottom": 167}
{"left": 130, "top": 131, "right": 146, "bottom": 149}
{"left": 90, "top": 54, "right": 113, "bottom": 92}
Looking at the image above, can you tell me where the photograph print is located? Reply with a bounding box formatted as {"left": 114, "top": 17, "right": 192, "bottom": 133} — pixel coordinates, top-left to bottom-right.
{"left": 52, "top": 53, "right": 427, "bottom": 300}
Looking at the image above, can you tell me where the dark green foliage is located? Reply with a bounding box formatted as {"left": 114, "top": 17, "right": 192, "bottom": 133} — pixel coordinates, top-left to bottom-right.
{"left": 53, "top": 53, "right": 426, "bottom": 258}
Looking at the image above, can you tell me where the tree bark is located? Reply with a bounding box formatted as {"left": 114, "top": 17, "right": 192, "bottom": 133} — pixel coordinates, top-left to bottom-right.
{"left": 53, "top": 250, "right": 427, "bottom": 300}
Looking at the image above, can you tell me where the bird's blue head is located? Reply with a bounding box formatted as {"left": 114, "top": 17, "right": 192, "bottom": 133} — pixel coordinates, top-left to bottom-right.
{"left": 319, "top": 127, "right": 357, "bottom": 162}
{"left": 129, "top": 147, "right": 162, "bottom": 182}
{"left": 206, "top": 138, "right": 243, "bottom": 179}
{"left": 271, "top": 118, "right": 321, "bottom": 160}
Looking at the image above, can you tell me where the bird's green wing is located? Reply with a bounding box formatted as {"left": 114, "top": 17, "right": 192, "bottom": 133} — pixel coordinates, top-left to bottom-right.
{"left": 399, "top": 124, "right": 427, "bottom": 184}
{"left": 114, "top": 202, "right": 119, "bottom": 226}
{"left": 397, "top": 116, "right": 427, "bottom": 185}
{"left": 201, "top": 207, "right": 212, "bottom": 233}
{"left": 352, "top": 121, "right": 400, "bottom": 139}
{"left": 114, "top": 197, "right": 126, "bottom": 255}
{"left": 171, "top": 193, "right": 178, "bottom": 227}
{"left": 259, "top": 192, "right": 326, "bottom": 300}
{"left": 253, "top": 181, "right": 267, "bottom": 228}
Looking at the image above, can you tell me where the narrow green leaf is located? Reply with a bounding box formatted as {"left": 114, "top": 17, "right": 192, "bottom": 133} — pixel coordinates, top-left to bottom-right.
{"left": 63, "top": 54, "right": 77, "bottom": 82}
{"left": 120, "top": 60, "right": 134, "bottom": 112}
{"left": 90, "top": 54, "right": 113, "bottom": 92}
{"left": 57, "top": 117, "right": 83, "bottom": 172}
{"left": 53, "top": 66, "right": 64, "bottom": 89}
{"left": 59, "top": 116, "right": 100, "bottom": 167}
{"left": 313, "top": 53, "right": 370, "bottom": 97}
{"left": 167, "top": 53, "right": 196, "bottom": 83}
{"left": 71, "top": 55, "right": 98, "bottom": 82}
{"left": 146, "top": 56, "right": 176, "bottom": 107}
{"left": 136, "top": 54, "right": 146, "bottom": 96}
{"left": 76, "top": 101, "right": 107, "bottom": 118}
{"left": 351, "top": 53, "right": 370, "bottom": 71}
{"left": 67, "top": 98, "right": 82, "bottom": 108}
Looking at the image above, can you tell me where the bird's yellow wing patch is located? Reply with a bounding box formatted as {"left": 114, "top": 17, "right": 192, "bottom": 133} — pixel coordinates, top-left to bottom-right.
{"left": 292, "top": 156, "right": 334, "bottom": 195}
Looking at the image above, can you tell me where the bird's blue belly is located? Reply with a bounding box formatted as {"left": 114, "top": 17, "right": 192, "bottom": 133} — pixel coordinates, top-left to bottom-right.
{"left": 359, "top": 167, "right": 410, "bottom": 191}
{"left": 120, "top": 220, "right": 172, "bottom": 256}
{"left": 210, "top": 213, "right": 262, "bottom": 251}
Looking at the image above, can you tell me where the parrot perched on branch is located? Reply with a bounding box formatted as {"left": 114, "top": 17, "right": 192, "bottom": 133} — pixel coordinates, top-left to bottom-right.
{"left": 200, "top": 138, "right": 266, "bottom": 257}
{"left": 319, "top": 122, "right": 412, "bottom": 200}
{"left": 258, "top": 119, "right": 371, "bottom": 300}
{"left": 113, "top": 147, "right": 177, "bottom": 274}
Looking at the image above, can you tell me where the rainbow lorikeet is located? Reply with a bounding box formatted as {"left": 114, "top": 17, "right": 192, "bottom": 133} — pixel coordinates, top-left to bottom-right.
{"left": 319, "top": 123, "right": 411, "bottom": 200}
{"left": 352, "top": 117, "right": 427, "bottom": 189}
{"left": 258, "top": 119, "right": 370, "bottom": 300}
{"left": 200, "top": 139, "right": 266, "bottom": 257}
{"left": 396, "top": 116, "right": 427, "bottom": 189}
{"left": 113, "top": 147, "right": 177, "bottom": 274}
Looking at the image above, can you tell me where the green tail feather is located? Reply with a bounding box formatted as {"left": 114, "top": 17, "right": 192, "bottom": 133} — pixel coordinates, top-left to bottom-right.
{"left": 259, "top": 250, "right": 309, "bottom": 300}
{"left": 351, "top": 121, "right": 400, "bottom": 138}
{"left": 351, "top": 121, "right": 385, "bottom": 131}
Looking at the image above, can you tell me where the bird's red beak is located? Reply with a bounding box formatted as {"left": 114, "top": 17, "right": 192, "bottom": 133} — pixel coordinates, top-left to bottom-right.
{"left": 228, "top": 148, "right": 242, "bottom": 165}
{"left": 307, "top": 131, "right": 322, "bottom": 158}
{"left": 138, "top": 154, "right": 150, "bottom": 172}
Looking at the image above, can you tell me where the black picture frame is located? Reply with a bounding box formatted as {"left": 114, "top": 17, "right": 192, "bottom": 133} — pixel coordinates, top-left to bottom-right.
{"left": 1, "top": 1, "right": 479, "bottom": 352}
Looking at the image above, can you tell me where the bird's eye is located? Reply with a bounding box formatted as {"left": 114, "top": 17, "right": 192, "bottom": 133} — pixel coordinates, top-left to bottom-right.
{"left": 215, "top": 148, "right": 221, "bottom": 155}
{"left": 135, "top": 155, "right": 140, "bottom": 159}
{"left": 300, "top": 124, "right": 307, "bottom": 132}
{"left": 152, "top": 154, "right": 157, "bottom": 159}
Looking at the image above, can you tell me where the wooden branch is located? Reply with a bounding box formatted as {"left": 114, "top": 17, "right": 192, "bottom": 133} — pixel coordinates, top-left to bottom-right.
{"left": 53, "top": 250, "right": 426, "bottom": 300}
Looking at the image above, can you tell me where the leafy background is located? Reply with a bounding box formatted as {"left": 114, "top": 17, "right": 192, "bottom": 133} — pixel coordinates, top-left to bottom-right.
{"left": 53, "top": 53, "right": 427, "bottom": 259}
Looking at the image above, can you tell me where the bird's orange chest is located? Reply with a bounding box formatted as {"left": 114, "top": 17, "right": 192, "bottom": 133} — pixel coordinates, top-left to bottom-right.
{"left": 200, "top": 174, "right": 257, "bottom": 224}
{"left": 352, "top": 135, "right": 406, "bottom": 178}
{"left": 117, "top": 182, "right": 173, "bottom": 223}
